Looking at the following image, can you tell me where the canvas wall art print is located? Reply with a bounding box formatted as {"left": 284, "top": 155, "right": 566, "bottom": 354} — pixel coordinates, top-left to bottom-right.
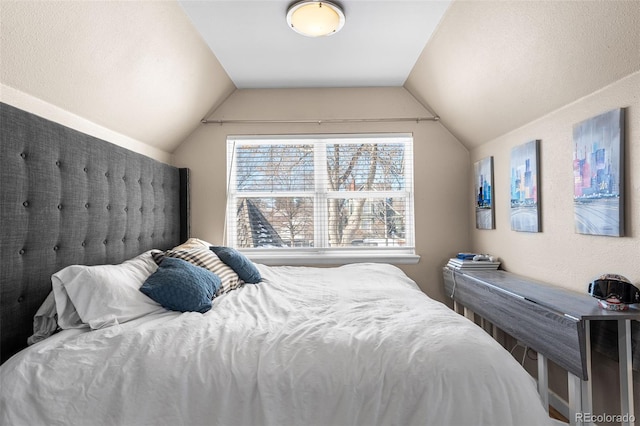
{"left": 510, "top": 140, "right": 541, "bottom": 232}
{"left": 474, "top": 156, "right": 494, "bottom": 230}
{"left": 573, "top": 108, "right": 624, "bottom": 237}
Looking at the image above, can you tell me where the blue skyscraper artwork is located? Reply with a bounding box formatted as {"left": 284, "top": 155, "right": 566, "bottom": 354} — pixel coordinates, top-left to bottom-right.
{"left": 510, "top": 140, "right": 541, "bottom": 232}
{"left": 474, "top": 156, "right": 494, "bottom": 229}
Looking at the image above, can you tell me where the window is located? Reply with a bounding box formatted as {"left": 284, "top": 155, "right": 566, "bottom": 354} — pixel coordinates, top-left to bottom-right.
{"left": 226, "top": 134, "right": 416, "bottom": 263}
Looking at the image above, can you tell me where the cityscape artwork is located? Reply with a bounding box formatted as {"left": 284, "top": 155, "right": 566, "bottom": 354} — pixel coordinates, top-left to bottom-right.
{"left": 510, "top": 140, "right": 541, "bottom": 232}
{"left": 474, "top": 156, "right": 494, "bottom": 229}
{"left": 572, "top": 108, "right": 624, "bottom": 236}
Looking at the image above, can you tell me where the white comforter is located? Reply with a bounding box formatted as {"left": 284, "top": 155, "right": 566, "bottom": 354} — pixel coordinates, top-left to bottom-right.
{"left": 0, "top": 263, "right": 552, "bottom": 426}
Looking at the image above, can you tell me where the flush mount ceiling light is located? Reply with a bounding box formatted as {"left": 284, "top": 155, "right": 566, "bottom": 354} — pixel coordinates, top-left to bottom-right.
{"left": 286, "top": 1, "right": 345, "bottom": 37}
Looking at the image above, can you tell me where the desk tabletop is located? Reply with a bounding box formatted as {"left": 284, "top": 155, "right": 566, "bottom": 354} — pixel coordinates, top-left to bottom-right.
{"left": 456, "top": 269, "right": 640, "bottom": 321}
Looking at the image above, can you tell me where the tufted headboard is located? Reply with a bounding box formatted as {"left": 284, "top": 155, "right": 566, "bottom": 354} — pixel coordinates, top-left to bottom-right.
{"left": 0, "top": 103, "right": 190, "bottom": 363}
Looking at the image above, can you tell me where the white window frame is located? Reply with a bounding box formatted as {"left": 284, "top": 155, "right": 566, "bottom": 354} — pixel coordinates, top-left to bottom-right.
{"left": 226, "top": 134, "right": 419, "bottom": 265}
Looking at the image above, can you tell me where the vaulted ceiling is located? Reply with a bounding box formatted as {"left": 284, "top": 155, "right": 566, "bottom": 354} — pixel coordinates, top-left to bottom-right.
{"left": 178, "top": 0, "right": 451, "bottom": 89}
{"left": 1, "top": 1, "right": 639, "bottom": 153}
{"left": 406, "top": 0, "right": 640, "bottom": 147}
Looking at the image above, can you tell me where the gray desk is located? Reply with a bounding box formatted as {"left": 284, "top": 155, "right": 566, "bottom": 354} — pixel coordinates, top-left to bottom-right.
{"left": 443, "top": 267, "right": 638, "bottom": 426}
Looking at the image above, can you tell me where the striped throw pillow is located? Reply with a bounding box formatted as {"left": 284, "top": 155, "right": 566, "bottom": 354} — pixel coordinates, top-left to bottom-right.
{"left": 152, "top": 248, "right": 244, "bottom": 296}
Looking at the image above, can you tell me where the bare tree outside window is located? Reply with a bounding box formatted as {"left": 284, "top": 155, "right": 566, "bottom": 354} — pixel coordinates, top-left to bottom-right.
{"left": 326, "top": 143, "right": 407, "bottom": 247}
{"left": 327, "top": 143, "right": 377, "bottom": 246}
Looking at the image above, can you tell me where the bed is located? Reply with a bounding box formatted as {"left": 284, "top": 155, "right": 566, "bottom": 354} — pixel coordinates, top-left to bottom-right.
{"left": 0, "top": 103, "right": 554, "bottom": 425}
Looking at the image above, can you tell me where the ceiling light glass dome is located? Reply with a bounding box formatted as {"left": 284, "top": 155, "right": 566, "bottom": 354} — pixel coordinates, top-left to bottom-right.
{"left": 286, "top": 1, "right": 345, "bottom": 37}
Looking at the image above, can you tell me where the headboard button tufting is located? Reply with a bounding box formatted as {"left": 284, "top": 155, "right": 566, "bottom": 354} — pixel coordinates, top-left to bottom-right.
{"left": 0, "top": 103, "right": 187, "bottom": 364}
{"left": 17, "top": 296, "right": 24, "bottom": 303}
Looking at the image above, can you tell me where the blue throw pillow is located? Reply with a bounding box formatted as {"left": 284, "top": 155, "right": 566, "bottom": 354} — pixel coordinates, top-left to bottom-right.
{"left": 140, "top": 257, "right": 221, "bottom": 313}
{"left": 210, "top": 246, "right": 262, "bottom": 284}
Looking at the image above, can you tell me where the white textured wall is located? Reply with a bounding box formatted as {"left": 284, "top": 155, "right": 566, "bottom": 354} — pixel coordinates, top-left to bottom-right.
{"left": 0, "top": 0, "right": 235, "bottom": 154}
{"left": 406, "top": 1, "right": 640, "bottom": 149}
{"left": 173, "top": 87, "right": 470, "bottom": 300}
{"left": 1, "top": 85, "right": 172, "bottom": 163}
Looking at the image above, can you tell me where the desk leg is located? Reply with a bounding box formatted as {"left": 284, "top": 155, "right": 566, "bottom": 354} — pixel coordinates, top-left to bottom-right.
{"left": 569, "top": 373, "right": 583, "bottom": 426}
{"left": 581, "top": 321, "right": 593, "bottom": 426}
{"left": 618, "top": 319, "right": 634, "bottom": 426}
{"left": 492, "top": 323, "right": 500, "bottom": 345}
{"left": 538, "top": 353, "right": 549, "bottom": 413}
{"left": 463, "top": 307, "right": 474, "bottom": 322}
{"left": 480, "top": 318, "right": 493, "bottom": 335}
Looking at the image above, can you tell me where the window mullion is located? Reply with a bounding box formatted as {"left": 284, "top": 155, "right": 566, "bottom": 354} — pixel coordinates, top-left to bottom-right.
{"left": 314, "top": 140, "right": 328, "bottom": 249}
{"left": 226, "top": 140, "right": 238, "bottom": 247}
{"left": 405, "top": 139, "right": 415, "bottom": 248}
{"left": 237, "top": 191, "right": 314, "bottom": 198}
{"left": 326, "top": 191, "right": 410, "bottom": 198}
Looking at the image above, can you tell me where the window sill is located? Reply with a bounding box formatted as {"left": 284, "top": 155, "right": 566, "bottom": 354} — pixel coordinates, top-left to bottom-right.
{"left": 246, "top": 253, "right": 421, "bottom": 266}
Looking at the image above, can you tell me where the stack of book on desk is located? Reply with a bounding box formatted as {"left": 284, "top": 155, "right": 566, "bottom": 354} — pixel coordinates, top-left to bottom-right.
{"left": 446, "top": 253, "right": 501, "bottom": 270}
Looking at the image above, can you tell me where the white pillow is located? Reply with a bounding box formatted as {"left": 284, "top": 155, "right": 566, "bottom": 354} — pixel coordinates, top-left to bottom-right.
{"left": 173, "top": 237, "right": 213, "bottom": 250}
{"left": 51, "top": 250, "right": 164, "bottom": 330}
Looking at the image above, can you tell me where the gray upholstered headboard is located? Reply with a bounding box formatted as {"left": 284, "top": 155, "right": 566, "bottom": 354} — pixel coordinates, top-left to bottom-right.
{"left": 0, "top": 102, "right": 190, "bottom": 363}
